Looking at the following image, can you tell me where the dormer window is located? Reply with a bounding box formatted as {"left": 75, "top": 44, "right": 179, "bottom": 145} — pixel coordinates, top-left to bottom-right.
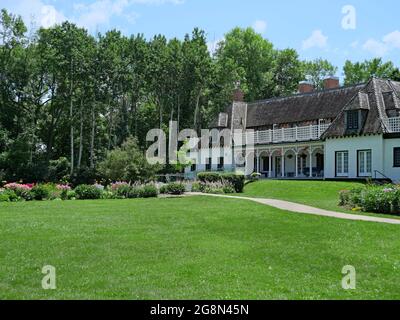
{"left": 346, "top": 110, "right": 359, "bottom": 130}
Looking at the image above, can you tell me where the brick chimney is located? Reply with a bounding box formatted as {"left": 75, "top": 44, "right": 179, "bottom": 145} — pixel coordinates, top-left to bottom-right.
{"left": 298, "top": 81, "right": 314, "bottom": 93}
{"left": 233, "top": 88, "right": 244, "bottom": 102}
{"left": 323, "top": 76, "right": 340, "bottom": 90}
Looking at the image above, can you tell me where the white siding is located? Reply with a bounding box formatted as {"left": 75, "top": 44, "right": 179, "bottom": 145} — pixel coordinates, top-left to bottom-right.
{"left": 383, "top": 138, "right": 400, "bottom": 183}
{"left": 325, "top": 135, "right": 384, "bottom": 179}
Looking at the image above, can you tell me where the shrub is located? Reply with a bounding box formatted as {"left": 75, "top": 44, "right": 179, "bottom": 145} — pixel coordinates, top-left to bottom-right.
{"left": 197, "top": 172, "right": 245, "bottom": 193}
{"left": 98, "top": 138, "right": 158, "bottom": 183}
{"left": 221, "top": 173, "right": 245, "bottom": 193}
{"left": 113, "top": 183, "right": 132, "bottom": 199}
{"left": 66, "top": 190, "right": 76, "bottom": 200}
{"left": 197, "top": 172, "right": 221, "bottom": 183}
{"left": 0, "top": 189, "right": 18, "bottom": 202}
{"left": 139, "top": 184, "right": 158, "bottom": 198}
{"left": 4, "top": 183, "right": 33, "bottom": 201}
{"left": 74, "top": 184, "right": 103, "bottom": 200}
{"left": 202, "top": 182, "right": 225, "bottom": 194}
{"left": 57, "top": 184, "right": 72, "bottom": 200}
{"left": 159, "top": 184, "right": 168, "bottom": 194}
{"left": 166, "top": 182, "right": 186, "bottom": 195}
{"left": 191, "top": 182, "right": 203, "bottom": 192}
{"left": 30, "top": 185, "right": 50, "bottom": 201}
{"left": 339, "top": 190, "right": 351, "bottom": 206}
{"left": 0, "top": 190, "right": 10, "bottom": 202}
{"left": 339, "top": 184, "right": 400, "bottom": 215}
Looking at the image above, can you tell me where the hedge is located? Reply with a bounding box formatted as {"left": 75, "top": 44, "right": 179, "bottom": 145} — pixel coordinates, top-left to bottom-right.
{"left": 197, "top": 172, "right": 245, "bottom": 193}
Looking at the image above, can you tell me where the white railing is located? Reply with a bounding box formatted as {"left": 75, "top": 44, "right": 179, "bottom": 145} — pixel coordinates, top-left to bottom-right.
{"left": 239, "top": 123, "right": 331, "bottom": 146}
{"left": 386, "top": 117, "right": 400, "bottom": 133}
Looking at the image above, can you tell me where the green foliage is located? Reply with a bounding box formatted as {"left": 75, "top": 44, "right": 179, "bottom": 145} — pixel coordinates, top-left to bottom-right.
{"left": 47, "top": 157, "right": 71, "bottom": 183}
{"left": 302, "top": 58, "right": 338, "bottom": 89}
{"left": 98, "top": 138, "right": 157, "bottom": 183}
{"left": 0, "top": 189, "right": 18, "bottom": 202}
{"left": 344, "top": 58, "right": 400, "bottom": 85}
{"left": 139, "top": 184, "right": 159, "bottom": 198}
{"left": 197, "top": 172, "right": 221, "bottom": 183}
{"left": 74, "top": 185, "right": 103, "bottom": 200}
{"left": 30, "top": 185, "right": 51, "bottom": 201}
{"left": 198, "top": 172, "right": 245, "bottom": 193}
{"left": 339, "top": 185, "right": 400, "bottom": 215}
{"left": 165, "top": 182, "right": 186, "bottom": 195}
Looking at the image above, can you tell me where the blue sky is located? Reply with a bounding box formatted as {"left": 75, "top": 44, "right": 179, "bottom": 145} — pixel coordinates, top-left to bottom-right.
{"left": 2, "top": 0, "right": 400, "bottom": 76}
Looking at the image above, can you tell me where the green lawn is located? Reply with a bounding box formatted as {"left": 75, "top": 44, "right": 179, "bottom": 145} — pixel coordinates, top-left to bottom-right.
{"left": 1, "top": 197, "right": 399, "bottom": 300}
{"left": 242, "top": 180, "right": 363, "bottom": 212}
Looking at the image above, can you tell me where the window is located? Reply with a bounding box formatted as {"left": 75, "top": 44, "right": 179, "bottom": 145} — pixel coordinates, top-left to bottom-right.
{"left": 191, "top": 163, "right": 197, "bottom": 172}
{"left": 394, "top": 148, "right": 400, "bottom": 167}
{"left": 347, "top": 110, "right": 359, "bottom": 130}
{"left": 205, "top": 158, "right": 212, "bottom": 171}
{"left": 358, "top": 150, "right": 372, "bottom": 177}
{"left": 336, "top": 151, "right": 349, "bottom": 177}
{"left": 218, "top": 157, "right": 224, "bottom": 170}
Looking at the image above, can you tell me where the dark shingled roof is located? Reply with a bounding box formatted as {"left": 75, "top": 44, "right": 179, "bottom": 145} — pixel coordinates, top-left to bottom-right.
{"left": 322, "top": 78, "right": 400, "bottom": 139}
{"left": 245, "top": 84, "right": 364, "bottom": 128}
{"left": 210, "top": 78, "right": 400, "bottom": 139}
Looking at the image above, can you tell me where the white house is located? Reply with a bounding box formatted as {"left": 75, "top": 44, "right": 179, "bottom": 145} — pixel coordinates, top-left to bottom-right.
{"left": 185, "top": 77, "right": 400, "bottom": 183}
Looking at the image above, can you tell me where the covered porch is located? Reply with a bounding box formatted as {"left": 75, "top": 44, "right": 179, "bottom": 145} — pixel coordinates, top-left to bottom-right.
{"left": 253, "top": 145, "right": 325, "bottom": 179}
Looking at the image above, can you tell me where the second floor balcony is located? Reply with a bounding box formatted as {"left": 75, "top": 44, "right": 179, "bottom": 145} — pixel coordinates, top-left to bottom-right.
{"left": 237, "top": 123, "right": 331, "bottom": 146}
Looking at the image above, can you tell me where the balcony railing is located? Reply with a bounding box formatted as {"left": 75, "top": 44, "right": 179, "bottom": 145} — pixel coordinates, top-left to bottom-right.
{"left": 386, "top": 117, "right": 400, "bottom": 133}
{"left": 236, "top": 123, "right": 331, "bottom": 146}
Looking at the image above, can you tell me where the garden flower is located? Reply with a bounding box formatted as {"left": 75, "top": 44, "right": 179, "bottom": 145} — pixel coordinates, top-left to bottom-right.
{"left": 56, "top": 184, "right": 71, "bottom": 191}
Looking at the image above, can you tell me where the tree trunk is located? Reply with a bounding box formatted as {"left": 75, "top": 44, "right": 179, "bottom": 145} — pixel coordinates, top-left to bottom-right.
{"left": 90, "top": 106, "right": 95, "bottom": 169}
{"left": 69, "top": 59, "right": 74, "bottom": 175}
{"left": 193, "top": 90, "right": 201, "bottom": 132}
{"left": 77, "top": 100, "right": 84, "bottom": 169}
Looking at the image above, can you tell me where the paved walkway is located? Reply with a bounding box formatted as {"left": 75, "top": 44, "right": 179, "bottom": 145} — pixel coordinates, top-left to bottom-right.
{"left": 187, "top": 193, "right": 400, "bottom": 225}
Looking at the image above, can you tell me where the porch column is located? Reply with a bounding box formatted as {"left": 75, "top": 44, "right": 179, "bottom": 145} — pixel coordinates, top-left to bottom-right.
{"left": 309, "top": 147, "right": 313, "bottom": 178}
{"left": 268, "top": 154, "right": 272, "bottom": 178}
{"left": 295, "top": 152, "right": 299, "bottom": 177}
{"left": 257, "top": 153, "right": 261, "bottom": 173}
{"left": 281, "top": 149, "right": 285, "bottom": 178}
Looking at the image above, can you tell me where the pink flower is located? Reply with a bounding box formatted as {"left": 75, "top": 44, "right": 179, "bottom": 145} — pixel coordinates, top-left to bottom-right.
{"left": 4, "top": 183, "right": 33, "bottom": 191}
{"left": 111, "top": 181, "right": 129, "bottom": 191}
{"left": 56, "top": 184, "right": 71, "bottom": 191}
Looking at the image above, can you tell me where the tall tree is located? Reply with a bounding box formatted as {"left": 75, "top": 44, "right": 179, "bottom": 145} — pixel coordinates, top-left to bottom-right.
{"left": 343, "top": 58, "right": 399, "bottom": 85}
{"left": 302, "top": 58, "right": 338, "bottom": 89}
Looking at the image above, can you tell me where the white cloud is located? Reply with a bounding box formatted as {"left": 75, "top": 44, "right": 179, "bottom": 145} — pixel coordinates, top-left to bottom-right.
{"left": 361, "top": 30, "right": 400, "bottom": 56}
{"left": 73, "top": 0, "right": 184, "bottom": 31}
{"left": 302, "top": 30, "right": 328, "bottom": 50}
{"left": 362, "top": 39, "right": 388, "bottom": 56}
{"left": 3, "top": 0, "right": 184, "bottom": 32}
{"left": 350, "top": 40, "right": 359, "bottom": 48}
{"left": 383, "top": 30, "right": 400, "bottom": 49}
{"left": 252, "top": 20, "right": 267, "bottom": 34}
{"left": 4, "top": 0, "right": 66, "bottom": 29}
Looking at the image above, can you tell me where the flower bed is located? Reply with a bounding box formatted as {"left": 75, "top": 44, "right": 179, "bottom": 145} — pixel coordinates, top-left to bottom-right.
{"left": 0, "top": 181, "right": 159, "bottom": 202}
{"left": 339, "top": 184, "right": 400, "bottom": 215}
